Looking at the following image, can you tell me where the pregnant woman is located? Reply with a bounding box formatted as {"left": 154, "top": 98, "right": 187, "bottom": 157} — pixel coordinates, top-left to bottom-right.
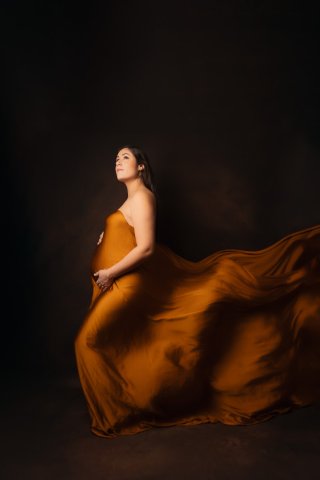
{"left": 74, "top": 145, "right": 320, "bottom": 439}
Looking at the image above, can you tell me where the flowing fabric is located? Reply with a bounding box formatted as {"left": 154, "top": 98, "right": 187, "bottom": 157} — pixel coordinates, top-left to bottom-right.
{"left": 74, "top": 210, "right": 320, "bottom": 438}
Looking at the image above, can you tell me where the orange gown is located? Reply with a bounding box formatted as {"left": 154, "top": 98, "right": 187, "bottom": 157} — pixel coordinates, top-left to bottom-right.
{"left": 74, "top": 209, "right": 320, "bottom": 438}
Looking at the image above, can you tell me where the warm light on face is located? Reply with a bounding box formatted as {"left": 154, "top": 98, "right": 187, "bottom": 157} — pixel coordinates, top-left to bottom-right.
{"left": 115, "top": 149, "right": 140, "bottom": 180}
{"left": 115, "top": 149, "right": 132, "bottom": 166}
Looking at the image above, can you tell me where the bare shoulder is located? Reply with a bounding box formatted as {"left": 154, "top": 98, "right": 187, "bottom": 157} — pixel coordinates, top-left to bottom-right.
{"left": 131, "top": 188, "right": 156, "bottom": 210}
{"left": 130, "top": 189, "right": 157, "bottom": 251}
{"left": 129, "top": 189, "right": 156, "bottom": 228}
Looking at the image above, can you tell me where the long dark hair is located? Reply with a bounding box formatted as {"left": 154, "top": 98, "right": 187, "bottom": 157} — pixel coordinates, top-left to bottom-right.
{"left": 117, "top": 144, "right": 160, "bottom": 238}
{"left": 117, "top": 145, "right": 159, "bottom": 202}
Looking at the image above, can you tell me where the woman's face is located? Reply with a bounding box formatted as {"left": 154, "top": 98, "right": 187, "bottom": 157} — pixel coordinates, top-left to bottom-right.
{"left": 115, "top": 148, "right": 139, "bottom": 181}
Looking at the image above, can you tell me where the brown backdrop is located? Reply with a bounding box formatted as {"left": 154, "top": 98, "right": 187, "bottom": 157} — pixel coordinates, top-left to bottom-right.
{"left": 2, "top": 1, "right": 319, "bottom": 380}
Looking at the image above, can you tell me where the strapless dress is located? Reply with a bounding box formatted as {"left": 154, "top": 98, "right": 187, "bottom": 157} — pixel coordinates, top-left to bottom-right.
{"left": 74, "top": 210, "right": 320, "bottom": 438}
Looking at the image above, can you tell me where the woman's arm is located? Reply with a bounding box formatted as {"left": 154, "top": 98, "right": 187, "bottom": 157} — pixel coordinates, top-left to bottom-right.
{"left": 94, "top": 191, "right": 156, "bottom": 290}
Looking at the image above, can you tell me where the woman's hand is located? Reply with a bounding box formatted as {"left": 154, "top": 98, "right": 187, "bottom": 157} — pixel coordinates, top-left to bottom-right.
{"left": 97, "top": 231, "right": 104, "bottom": 245}
{"left": 93, "top": 269, "right": 114, "bottom": 292}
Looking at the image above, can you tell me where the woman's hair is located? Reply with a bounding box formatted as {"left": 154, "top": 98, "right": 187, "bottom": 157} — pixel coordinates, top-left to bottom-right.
{"left": 117, "top": 144, "right": 158, "bottom": 201}
{"left": 117, "top": 144, "right": 160, "bottom": 237}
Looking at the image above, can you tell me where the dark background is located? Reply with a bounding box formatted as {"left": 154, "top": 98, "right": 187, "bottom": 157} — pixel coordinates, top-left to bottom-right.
{"left": 2, "top": 0, "right": 319, "bottom": 381}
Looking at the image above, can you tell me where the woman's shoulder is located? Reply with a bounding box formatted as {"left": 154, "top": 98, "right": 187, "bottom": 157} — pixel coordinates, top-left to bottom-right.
{"left": 133, "top": 187, "right": 156, "bottom": 204}
{"left": 129, "top": 189, "right": 157, "bottom": 219}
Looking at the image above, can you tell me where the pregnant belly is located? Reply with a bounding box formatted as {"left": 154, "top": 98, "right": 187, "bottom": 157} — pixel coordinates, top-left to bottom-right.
{"left": 90, "top": 241, "right": 138, "bottom": 276}
{"left": 90, "top": 243, "right": 116, "bottom": 275}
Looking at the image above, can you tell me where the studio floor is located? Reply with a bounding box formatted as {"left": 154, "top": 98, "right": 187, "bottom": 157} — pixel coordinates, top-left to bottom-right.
{"left": 2, "top": 374, "right": 320, "bottom": 480}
